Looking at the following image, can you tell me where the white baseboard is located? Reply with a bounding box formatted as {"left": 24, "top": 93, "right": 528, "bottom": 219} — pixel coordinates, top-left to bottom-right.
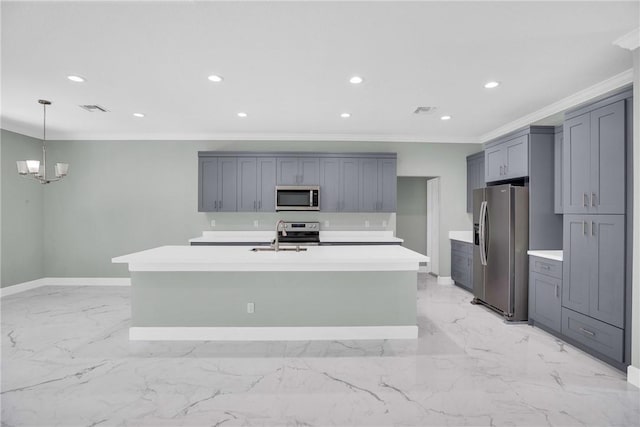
{"left": 437, "top": 276, "right": 454, "bottom": 285}
{"left": 1, "top": 277, "right": 131, "bottom": 297}
{"left": 628, "top": 365, "right": 640, "bottom": 388}
{"left": 129, "top": 325, "right": 419, "bottom": 341}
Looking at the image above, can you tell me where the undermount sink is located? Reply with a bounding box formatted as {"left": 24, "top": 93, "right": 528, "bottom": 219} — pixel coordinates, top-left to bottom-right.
{"left": 250, "top": 246, "right": 307, "bottom": 252}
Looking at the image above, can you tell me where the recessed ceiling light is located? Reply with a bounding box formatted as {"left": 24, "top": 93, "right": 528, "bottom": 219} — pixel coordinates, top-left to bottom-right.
{"left": 484, "top": 81, "right": 500, "bottom": 89}
{"left": 237, "top": 112, "right": 248, "bottom": 118}
{"left": 67, "top": 75, "right": 86, "bottom": 83}
{"left": 208, "top": 74, "right": 224, "bottom": 83}
{"left": 340, "top": 113, "right": 351, "bottom": 118}
{"left": 349, "top": 76, "right": 364, "bottom": 84}
{"left": 440, "top": 115, "right": 452, "bottom": 121}
{"left": 133, "top": 113, "right": 145, "bottom": 118}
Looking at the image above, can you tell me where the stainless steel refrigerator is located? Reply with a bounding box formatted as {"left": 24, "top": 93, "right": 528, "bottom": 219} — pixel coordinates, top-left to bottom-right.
{"left": 472, "top": 184, "right": 529, "bottom": 321}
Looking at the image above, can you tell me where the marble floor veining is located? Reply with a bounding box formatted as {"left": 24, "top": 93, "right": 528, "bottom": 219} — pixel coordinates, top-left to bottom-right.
{"left": 1, "top": 274, "right": 639, "bottom": 426}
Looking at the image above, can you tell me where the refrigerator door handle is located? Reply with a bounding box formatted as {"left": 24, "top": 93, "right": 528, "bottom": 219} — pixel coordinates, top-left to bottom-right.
{"left": 479, "top": 200, "right": 488, "bottom": 266}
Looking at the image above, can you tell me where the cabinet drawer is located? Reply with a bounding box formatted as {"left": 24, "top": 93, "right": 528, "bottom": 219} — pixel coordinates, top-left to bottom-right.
{"left": 561, "top": 308, "right": 623, "bottom": 362}
{"left": 530, "top": 256, "right": 562, "bottom": 279}
{"left": 451, "top": 240, "right": 472, "bottom": 255}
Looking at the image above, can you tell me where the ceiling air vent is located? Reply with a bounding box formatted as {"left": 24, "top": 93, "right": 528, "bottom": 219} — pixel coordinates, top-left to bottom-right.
{"left": 413, "top": 106, "right": 437, "bottom": 115}
{"left": 79, "top": 104, "right": 109, "bottom": 113}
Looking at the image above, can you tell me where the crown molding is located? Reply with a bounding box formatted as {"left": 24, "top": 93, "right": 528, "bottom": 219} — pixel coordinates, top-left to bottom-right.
{"left": 480, "top": 69, "right": 633, "bottom": 143}
{"left": 613, "top": 27, "right": 640, "bottom": 51}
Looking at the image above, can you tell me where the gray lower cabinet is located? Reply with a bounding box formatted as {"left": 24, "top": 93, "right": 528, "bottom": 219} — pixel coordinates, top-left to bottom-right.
{"left": 277, "top": 157, "right": 320, "bottom": 185}
{"left": 485, "top": 134, "right": 528, "bottom": 182}
{"left": 562, "top": 215, "right": 624, "bottom": 328}
{"left": 319, "top": 158, "right": 359, "bottom": 212}
{"left": 562, "top": 99, "right": 626, "bottom": 214}
{"left": 561, "top": 307, "right": 624, "bottom": 363}
{"left": 237, "top": 157, "right": 276, "bottom": 212}
{"left": 359, "top": 158, "right": 397, "bottom": 212}
{"left": 198, "top": 157, "right": 237, "bottom": 212}
{"left": 529, "top": 256, "right": 562, "bottom": 333}
{"left": 450, "top": 240, "right": 472, "bottom": 291}
{"left": 466, "top": 152, "right": 485, "bottom": 213}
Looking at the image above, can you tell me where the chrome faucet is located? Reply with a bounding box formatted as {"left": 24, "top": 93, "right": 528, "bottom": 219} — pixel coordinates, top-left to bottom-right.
{"left": 273, "top": 220, "right": 287, "bottom": 251}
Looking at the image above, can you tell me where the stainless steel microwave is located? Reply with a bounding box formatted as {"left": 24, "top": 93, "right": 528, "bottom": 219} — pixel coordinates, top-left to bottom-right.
{"left": 275, "top": 186, "right": 320, "bottom": 211}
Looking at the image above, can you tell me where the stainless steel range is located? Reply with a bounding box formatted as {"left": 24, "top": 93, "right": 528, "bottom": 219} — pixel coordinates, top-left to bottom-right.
{"left": 277, "top": 221, "right": 320, "bottom": 245}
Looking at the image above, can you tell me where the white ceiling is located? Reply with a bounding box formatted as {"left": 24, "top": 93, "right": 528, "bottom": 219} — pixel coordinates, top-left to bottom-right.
{"left": 1, "top": 1, "right": 638, "bottom": 143}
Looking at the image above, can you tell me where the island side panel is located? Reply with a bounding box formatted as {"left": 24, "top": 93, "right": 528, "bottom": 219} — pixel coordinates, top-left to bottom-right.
{"left": 130, "top": 271, "right": 417, "bottom": 327}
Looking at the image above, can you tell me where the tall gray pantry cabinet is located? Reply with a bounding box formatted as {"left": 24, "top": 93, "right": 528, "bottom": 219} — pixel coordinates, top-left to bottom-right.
{"left": 560, "top": 89, "right": 632, "bottom": 367}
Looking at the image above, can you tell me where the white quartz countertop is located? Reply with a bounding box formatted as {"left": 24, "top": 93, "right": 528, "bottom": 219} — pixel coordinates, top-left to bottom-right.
{"left": 113, "top": 245, "right": 427, "bottom": 272}
{"left": 448, "top": 231, "right": 473, "bottom": 244}
{"left": 527, "top": 250, "right": 563, "bottom": 262}
{"left": 189, "top": 230, "right": 404, "bottom": 244}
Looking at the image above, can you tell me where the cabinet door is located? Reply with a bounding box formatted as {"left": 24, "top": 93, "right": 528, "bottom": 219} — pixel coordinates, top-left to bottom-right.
{"left": 562, "top": 215, "right": 591, "bottom": 315}
{"left": 217, "top": 157, "right": 237, "bottom": 212}
{"left": 199, "top": 157, "right": 219, "bottom": 212}
{"left": 562, "top": 113, "right": 591, "bottom": 213}
{"left": 257, "top": 158, "right": 276, "bottom": 212}
{"left": 530, "top": 270, "right": 562, "bottom": 333}
{"left": 319, "top": 158, "right": 341, "bottom": 212}
{"left": 590, "top": 215, "right": 625, "bottom": 327}
{"left": 359, "top": 158, "right": 379, "bottom": 212}
{"left": 504, "top": 135, "right": 528, "bottom": 179}
{"left": 341, "top": 158, "right": 360, "bottom": 212}
{"left": 554, "top": 131, "right": 563, "bottom": 214}
{"left": 485, "top": 146, "right": 504, "bottom": 182}
{"left": 299, "top": 157, "right": 320, "bottom": 185}
{"left": 237, "top": 158, "right": 257, "bottom": 212}
{"left": 466, "top": 157, "right": 474, "bottom": 213}
{"left": 277, "top": 157, "right": 299, "bottom": 185}
{"left": 590, "top": 100, "right": 625, "bottom": 214}
{"left": 378, "top": 159, "right": 397, "bottom": 212}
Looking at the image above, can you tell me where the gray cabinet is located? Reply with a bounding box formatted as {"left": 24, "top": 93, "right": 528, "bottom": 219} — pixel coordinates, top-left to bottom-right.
{"left": 359, "top": 158, "right": 397, "bottom": 212}
{"left": 562, "top": 215, "right": 624, "bottom": 328}
{"left": 529, "top": 256, "right": 562, "bottom": 333}
{"left": 237, "top": 157, "right": 276, "bottom": 212}
{"left": 198, "top": 157, "right": 237, "bottom": 212}
{"left": 451, "top": 240, "right": 473, "bottom": 291}
{"left": 277, "top": 157, "right": 319, "bottom": 185}
{"left": 319, "top": 158, "right": 359, "bottom": 212}
{"left": 554, "top": 128, "right": 563, "bottom": 214}
{"left": 466, "top": 152, "right": 485, "bottom": 213}
{"left": 484, "top": 135, "right": 528, "bottom": 182}
{"left": 562, "top": 100, "right": 626, "bottom": 214}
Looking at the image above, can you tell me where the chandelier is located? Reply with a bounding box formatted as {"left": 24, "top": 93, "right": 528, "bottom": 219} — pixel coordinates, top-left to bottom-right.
{"left": 16, "top": 100, "right": 69, "bottom": 184}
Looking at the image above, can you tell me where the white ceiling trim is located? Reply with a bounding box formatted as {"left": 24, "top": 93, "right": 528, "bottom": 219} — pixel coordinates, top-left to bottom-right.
{"left": 40, "top": 132, "right": 481, "bottom": 144}
{"left": 480, "top": 69, "right": 634, "bottom": 143}
{"left": 613, "top": 27, "right": 640, "bottom": 51}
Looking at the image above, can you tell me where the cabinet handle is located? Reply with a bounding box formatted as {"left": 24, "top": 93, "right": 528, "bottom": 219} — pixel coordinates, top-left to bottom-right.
{"left": 582, "top": 220, "right": 586, "bottom": 235}
{"left": 583, "top": 193, "right": 588, "bottom": 207}
{"left": 555, "top": 284, "right": 559, "bottom": 298}
{"left": 219, "top": 201, "right": 222, "bottom": 210}
{"left": 591, "top": 221, "right": 596, "bottom": 236}
{"left": 504, "top": 164, "right": 508, "bottom": 174}
{"left": 254, "top": 201, "right": 256, "bottom": 210}
{"left": 591, "top": 192, "right": 596, "bottom": 207}
{"left": 258, "top": 200, "right": 261, "bottom": 210}
{"left": 541, "top": 264, "right": 550, "bottom": 270}
{"left": 499, "top": 166, "right": 503, "bottom": 176}
{"left": 579, "top": 327, "right": 595, "bottom": 337}
{"left": 214, "top": 200, "right": 218, "bottom": 210}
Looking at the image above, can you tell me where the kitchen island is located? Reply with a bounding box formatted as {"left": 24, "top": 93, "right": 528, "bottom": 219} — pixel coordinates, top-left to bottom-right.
{"left": 112, "top": 245, "right": 427, "bottom": 341}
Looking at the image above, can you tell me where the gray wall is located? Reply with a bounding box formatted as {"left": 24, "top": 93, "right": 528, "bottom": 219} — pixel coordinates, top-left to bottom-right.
{"left": 396, "top": 177, "right": 427, "bottom": 255}
{"left": 0, "top": 134, "right": 477, "bottom": 282}
{"left": 1, "top": 130, "right": 44, "bottom": 287}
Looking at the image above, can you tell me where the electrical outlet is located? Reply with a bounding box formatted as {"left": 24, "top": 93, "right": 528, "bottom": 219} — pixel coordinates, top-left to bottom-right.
{"left": 365, "top": 220, "right": 370, "bottom": 228}
{"left": 210, "top": 219, "right": 216, "bottom": 227}
{"left": 253, "top": 220, "right": 259, "bottom": 228}
{"left": 247, "top": 302, "right": 255, "bottom": 314}
{"left": 382, "top": 220, "right": 387, "bottom": 228}
{"left": 324, "top": 220, "right": 330, "bottom": 228}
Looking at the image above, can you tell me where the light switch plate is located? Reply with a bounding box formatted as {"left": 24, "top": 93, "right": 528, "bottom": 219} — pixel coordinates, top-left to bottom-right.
{"left": 365, "top": 220, "right": 370, "bottom": 228}
{"left": 210, "top": 219, "right": 216, "bottom": 227}
{"left": 253, "top": 220, "right": 259, "bottom": 228}
{"left": 247, "top": 302, "right": 255, "bottom": 314}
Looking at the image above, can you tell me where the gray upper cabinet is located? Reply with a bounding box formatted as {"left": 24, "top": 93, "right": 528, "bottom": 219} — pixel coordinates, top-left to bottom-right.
{"left": 484, "top": 135, "right": 528, "bottom": 182}
{"left": 237, "top": 157, "right": 276, "bottom": 212}
{"left": 563, "top": 99, "right": 626, "bottom": 214}
{"left": 198, "top": 157, "right": 237, "bottom": 212}
{"left": 466, "top": 152, "right": 485, "bottom": 213}
{"left": 276, "top": 157, "right": 319, "bottom": 185}
{"left": 562, "top": 214, "right": 624, "bottom": 328}
{"left": 554, "top": 128, "right": 563, "bottom": 214}
{"left": 319, "top": 157, "right": 360, "bottom": 212}
{"left": 359, "top": 158, "right": 397, "bottom": 212}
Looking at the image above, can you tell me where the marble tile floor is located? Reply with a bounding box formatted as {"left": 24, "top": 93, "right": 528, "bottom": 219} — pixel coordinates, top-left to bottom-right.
{"left": 1, "top": 274, "right": 639, "bottom": 427}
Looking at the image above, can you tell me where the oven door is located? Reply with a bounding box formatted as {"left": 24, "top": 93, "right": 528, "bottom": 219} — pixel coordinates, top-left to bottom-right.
{"left": 276, "top": 186, "right": 320, "bottom": 211}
